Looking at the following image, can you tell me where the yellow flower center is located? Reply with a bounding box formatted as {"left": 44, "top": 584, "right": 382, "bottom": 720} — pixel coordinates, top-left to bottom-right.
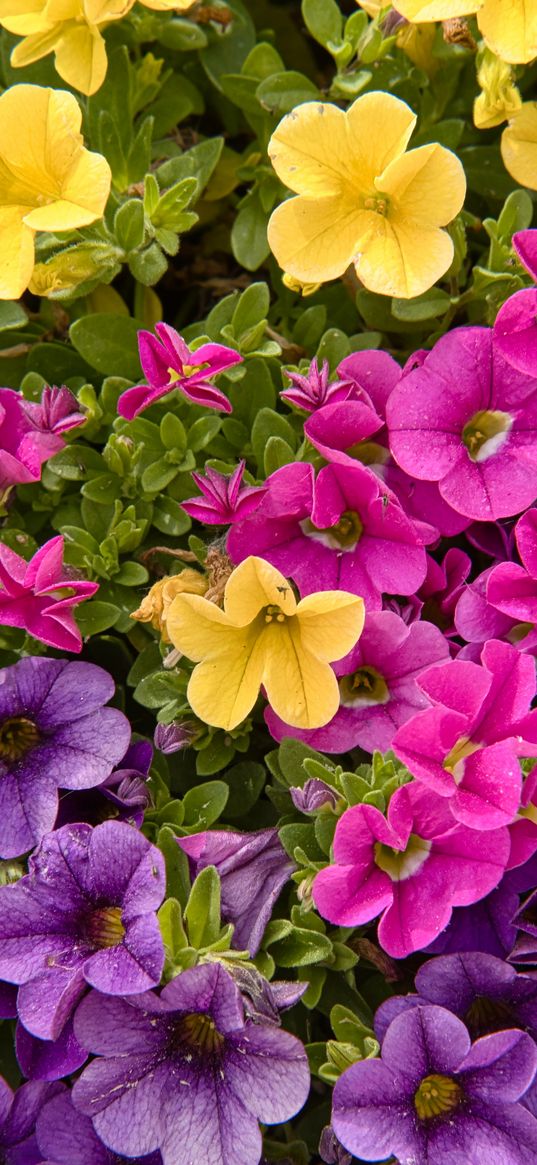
{"left": 178, "top": 1013, "right": 225, "bottom": 1054}
{"left": 304, "top": 510, "right": 363, "bottom": 551}
{"left": 168, "top": 362, "right": 206, "bottom": 381}
{"left": 443, "top": 736, "right": 481, "bottom": 784}
{"left": 414, "top": 1074, "right": 462, "bottom": 1121}
{"left": 0, "top": 717, "right": 40, "bottom": 762}
{"left": 363, "top": 194, "right": 389, "bottom": 216}
{"left": 462, "top": 409, "right": 513, "bottom": 462}
{"left": 86, "top": 906, "right": 125, "bottom": 949}
{"left": 264, "top": 604, "right": 286, "bottom": 623}
{"left": 374, "top": 833, "right": 431, "bottom": 881}
{"left": 339, "top": 666, "right": 389, "bottom": 708}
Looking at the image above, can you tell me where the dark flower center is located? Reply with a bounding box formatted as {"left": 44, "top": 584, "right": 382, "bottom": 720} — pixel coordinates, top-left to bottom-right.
{"left": 0, "top": 716, "right": 40, "bottom": 762}
{"left": 414, "top": 1074, "right": 462, "bottom": 1120}
{"left": 465, "top": 995, "right": 517, "bottom": 1038}
{"left": 178, "top": 1012, "right": 225, "bottom": 1054}
{"left": 86, "top": 906, "right": 125, "bottom": 949}
{"left": 339, "top": 666, "right": 389, "bottom": 708}
{"left": 462, "top": 409, "right": 512, "bottom": 462}
{"left": 305, "top": 510, "right": 363, "bottom": 550}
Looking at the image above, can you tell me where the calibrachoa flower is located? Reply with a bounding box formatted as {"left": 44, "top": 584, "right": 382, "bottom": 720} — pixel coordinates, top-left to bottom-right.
{"left": 0, "top": 820, "right": 165, "bottom": 1040}
{"left": 484, "top": 508, "right": 537, "bottom": 636}
{"left": 55, "top": 740, "right": 153, "bottom": 830}
{"left": 16, "top": 1015, "right": 87, "bottom": 1082}
{"left": 166, "top": 554, "right": 365, "bottom": 731}
{"left": 0, "top": 385, "right": 83, "bottom": 494}
{"left": 387, "top": 324, "right": 537, "bottom": 521}
{"left": 474, "top": 47, "right": 521, "bottom": 129}
{"left": 72, "top": 962, "right": 310, "bottom": 1165}
{"left": 502, "top": 103, "right": 537, "bottom": 190}
{"left": 266, "top": 609, "right": 449, "bottom": 753}
{"left": 281, "top": 358, "right": 356, "bottom": 412}
{"left": 0, "top": 535, "right": 98, "bottom": 653}
{"left": 393, "top": 639, "right": 537, "bottom": 829}
{"left": 312, "top": 781, "right": 510, "bottom": 958}
{"left": 181, "top": 460, "right": 266, "bottom": 525}
{"left": 0, "top": 84, "right": 110, "bottom": 299}
{"left": 36, "top": 1090, "right": 162, "bottom": 1165}
{"left": 0, "top": 1076, "right": 61, "bottom": 1165}
{"left": 514, "top": 229, "right": 537, "bottom": 281}
{"left": 131, "top": 569, "right": 208, "bottom": 643}
{"left": 0, "top": 655, "right": 130, "bottom": 858}
{"left": 117, "top": 323, "right": 241, "bottom": 420}
{"left": 395, "top": 0, "right": 537, "bottom": 63}
{"left": 267, "top": 91, "right": 466, "bottom": 299}
{"left": 177, "top": 827, "right": 295, "bottom": 954}
{"left": 418, "top": 548, "right": 472, "bottom": 639}
{"left": 332, "top": 1004, "right": 537, "bottom": 1164}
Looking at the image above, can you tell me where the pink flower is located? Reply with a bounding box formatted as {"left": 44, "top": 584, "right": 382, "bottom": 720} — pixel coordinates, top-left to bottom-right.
{"left": 454, "top": 567, "right": 526, "bottom": 658}
{"left": 281, "top": 357, "right": 355, "bottom": 412}
{"left": 181, "top": 461, "right": 266, "bottom": 525}
{"left": 418, "top": 549, "right": 471, "bottom": 640}
{"left": 392, "top": 640, "right": 537, "bottom": 830}
{"left": 487, "top": 509, "right": 537, "bottom": 628}
{"left": 0, "top": 536, "right": 98, "bottom": 652}
{"left": 0, "top": 386, "right": 83, "bottom": 493}
{"left": 265, "top": 609, "right": 449, "bottom": 753}
{"left": 117, "top": 323, "right": 242, "bottom": 420}
{"left": 312, "top": 781, "right": 510, "bottom": 959}
{"left": 514, "top": 229, "right": 537, "bottom": 282}
{"left": 492, "top": 233, "right": 537, "bottom": 377}
{"left": 386, "top": 326, "right": 537, "bottom": 521}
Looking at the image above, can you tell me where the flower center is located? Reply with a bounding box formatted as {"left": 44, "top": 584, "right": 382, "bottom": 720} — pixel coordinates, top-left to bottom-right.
{"left": 86, "top": 906, "right": 125, "bottom": 949}
{"left": 374, "top": 833, "right": 431, "bottom": 881}
{"left": 303, "top": 510, "right": 363, "bottom": 551}
{"left": 363, "top": 193, "right": 389, "bottom": 216}
{"left": 462, "top": 409, "right": 513, "bottom": 462}
{"left": 263, "top": 604, "right": 286, "bottom": 624}
{"left": 443, "top": 735, "right": 481, "bottom": 784}
{"left": 0, "top": 717, "right": 40, "bottom": 762}
{"left": 179, "top": 1012, "right": 225, "bottom": 1054}
{"left": 465, "top": 995, "right": 516, "bottom": 1038}
{"left": 346, "top": 441, "right": 390, "bottom": 467}
{"left": 339, "top": 666, "right": 389, "bottom": 708}
{"left": 414, "top": 1074, "right": 462, "bottom": 1121}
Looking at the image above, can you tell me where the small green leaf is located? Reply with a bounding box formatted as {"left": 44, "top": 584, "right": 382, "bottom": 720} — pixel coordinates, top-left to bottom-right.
{"left": 70, "top": 315, "right": 142, "bottom": 380}
{"left": 184, "top": 865, "right": 221, "bottom": 949}
{"left": 183, "top": 780, "right": 229, "bottom": 829}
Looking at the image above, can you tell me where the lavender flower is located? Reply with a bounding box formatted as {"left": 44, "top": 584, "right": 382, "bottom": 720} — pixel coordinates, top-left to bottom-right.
{"left": 56, "top": 741, "right": 153, "bottom": 829}
{"left": 37, "top": 1089, "right": 162, "bottom": 1165}
{"left": 181, "top": 461, "right": 266, "bottom": 525}
{"left": 0, "top": 1076, "right": 61, "bottom": 1165}
{"left": 290, "top": 778, "right": 338, "bottom": 814}
{"left": 154, "top": 721, "right": 195, "bottom": 754}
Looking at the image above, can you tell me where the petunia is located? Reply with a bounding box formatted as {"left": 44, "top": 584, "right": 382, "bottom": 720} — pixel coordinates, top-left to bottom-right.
{"left": 16, "top": 1016, "right": 87, "bottom": 1082}
{"left": 165, "top": 554, "right": 365, "bottom": 731}
{"left": 332, "top": 1004, "right": 537, "bottom": 1164}
{"left": 312, "top": 781, "right": 510, "bottom": 959}
{"left": 0, "top": 84, "right": 110, "bottom": 299}
{"left": 0, "top": 535, "right": 98, "bottom": 652}
{"left": 55, "top": 740, "right": 154, "bottom": 830}
{"left": 0, "top": 1076, "right": 62, "bottom": 1165}
{"left": 181, "top": 461, "right": 267, "bottom": 525}
{"left": 514, "top": 229, "right": 537, "bottom": 282}
{"left": 0, "top": 820, "right": 165, "bottom": 1040}
{"left": 117, "top": 323, "right": 241, "bottom": 420}
{"left": 0, "top": 386, "right": 83, "bottom": 495}
{"left": 37, "top": 1089, "right": 162, "bottom": 1165}
{"left": 0, "top": 655, "right": 130, "bottom": 858}
{"left": 396, "top": 0, "right": 537, "bottom": 64}
{"left": 267, "top": 91, "right": 466, "bottom": 299}
{"left": 72, "top": 962, "right": 310, "bottom": 1165}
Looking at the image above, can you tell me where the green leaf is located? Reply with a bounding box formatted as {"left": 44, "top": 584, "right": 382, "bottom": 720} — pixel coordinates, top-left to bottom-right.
{"left": 183, "top": 780, "right": 229, "bottom": 829}
{"left": 293, "top": 305, "right": 327, "bottom": 349}
{"left": 141, "top": 460, "right": 180, "bottom": 493}
{"left": 391, "top": 289, "right": 451, "bottom": 322}
{"left": 114, "top": 561, "right": 148, "bottom": 586}
{"left": 158, "top": 897, "right": 189, "bottom": 965}
{"left": 242, "top": 41, "right": 284, "bottom": 79}
{"left": 152, "top": 496, "right": 191, "bottom": 536}
{"left": 266, "top": 924, "right": 333, "bottom": 967}
{"left": 231, "top": 196, "right": 270, "bottom": 270}
{"left": 184, "top": 866, "right": 221, "bottom": 949}
{"left": 75, "top": 601, "right": 119, "bottom": 636}
{"left": 220, "top": 761, "right": 265, "bottom": 818}
{"left": 70, "top": 315, "right": 142, "bottom": 380}
{"left": 0, "top": 302, "right": 27, "bottom": 331}
{"left": 302, "top": 0, "right": 343, "bottom": 48}
{"left": 129, "top": 244, "right": 168, "bottom": 286}
{"left": 160, "top": 413, "right": 187, "bottom": 453}
{"left": 157, "top": 16, "right": 207, "bottom": 50}
{"left": 251, "top": 408, "right": 296, "bottom": 470}
{"left": 231, "top": 282, "right": 270, "bottom": 338}
{"left": 157, "top": 138, "right": 224, "bottom": 195}
{"left": 157, "top": 825, "right": 191, "bottom": 907}
{"left": 497, "top": 189, "right": 535, "bottom": 240}
{"left": 256, "top": 71, "right": 320, "bottom": 115}
{"left": 187, "top": 415, "right": 222, "bottom": 452}
{"left": 114, "top": 199, "right": 145, "bottom": 252}
{"left": 264, "top": 435, "right": 295, "bottom": 474}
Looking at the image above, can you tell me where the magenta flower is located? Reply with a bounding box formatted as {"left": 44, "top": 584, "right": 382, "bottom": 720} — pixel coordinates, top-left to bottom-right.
{"left": 387, "top": 325, "right": 537, "bottom": 521}
{"left": 493, "top": 289, "right": 537, "bottom": 380}
{"left": 453, "top": 567, "right": 527, "bottom": 659}
{"left": 181, "top": 460, "right": 266, "bottom": 525}
{"left": 487, "top": 508, "right": 537, "bottom": 629}
{"left": 312, "top": 781, "right": 510, "bottom": 959}
{"left": 514, "top": 230, "right": 537, "bottom": 282}
{"left": 265, "top": 610, "right": 449, "bottom": 754}
{"left": 227, "top": 461, "right": 427, "bottom": 610}
{"left": 419, "top": 548, "right": 471, "bottom": 640}
{"left": 303, "top": 350, "right": 399, "bottom": 468}
{"left": 0, "top": 536, "right": 97, "bottom": 652}
{"left": 117, "top": 323, "right": 241, "bottom": 420}
{"left": 392, "top": 640, "right": 537, "bottom": 830}
{"left": 0, "top": 386, "right": 83, "bottom": 493}
{"left": 281, "top": 357, "right": 355, "bottom": 412}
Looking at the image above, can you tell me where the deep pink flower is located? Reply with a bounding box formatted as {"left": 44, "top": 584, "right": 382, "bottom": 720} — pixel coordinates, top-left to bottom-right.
{"left": 312, "top": 781, "right": 510, "bottom": 958}
{"left": 181, "top": 461, "right": 266, "bottom": 525}
{"left": 493, "top": 289, "right": 537, "bottom": 379}
{"left": 454, "top": 567, "right": 527, "bottom": 658}
{"left": 392, "top": 640, "right": 537, "bottom": 830}
{"left": 0, "top": 386, "right": 83, "bottom": 493}
{"left": 514, "top": 230, "right": 537, "bottom": 282}
{"left": 387, "top": 326, "right": 537, "bottom": 521}
{"left": 487, "top": 509, "right": 537, "bottom": 628}
{"left": 265, "top": 610, "right": 449, "bottom": 753}
{"left": 0, "top": 536, "right": 97, "bottom": 652}
{"left": 117, "top": 323, "right": 242, "bottom": 420}
{"left": 281, "top": 357, "right": 355, "bottom": 412}
{"left": 418, "top": 549, "right": 472, "bottom": 640}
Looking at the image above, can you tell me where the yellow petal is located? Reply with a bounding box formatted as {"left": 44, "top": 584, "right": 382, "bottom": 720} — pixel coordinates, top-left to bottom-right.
{"left": 501, "top": 103, "right": 537, "bottom": 190}
{"left": 354, "top": 215, "right": 454, "bottom": 298}
{"left": 268, "top": 102, "right": 357, "bottom": 197}
{"left": 1, "top": 11, "right": 52, "bottom": 30}
{"left": 261, "top": 620, "right": 341, "bottom": 729}
{"left": 345, "top": 92, "right": 417, "bottom": 187}
{"left": 378, "top": 142, "right": 466, "bottom": 227}
{"left": 0, "top": 208, "right": 34, "bottom": 298}
{"left": 0, "top": 0, "right": 47, "bottom": 20}
{"left": 53, "top": 21, "right": 107, "bottom": 95}
{"left": 396, "top": 0, "right": 480, "bottom": 17}
{"left": 165, "top": 592, "right": 236, "bottom": 661}
{"left": 141, "top": 0, "right": 195, "bottom": 8}
{"left": 10, "top": 26, "right": 60, "bottom": 65}
{"left": 478, "top": 0, "right": 537, "bottom": 64}
{"left": 187, "top": 629, "right": 265, "bottom": 731}
{"left": 223, "top": 556, "right": 297, "bottom": 625}
{"left": 45, "top": 0, "right": 80, "bottom": 18}
{"left": 296, "top": 591, "right": 365, "bottom": 662}
{"left": 268, "top": 194, "right": 363, "bottom": 283}
{"left": 83, "top": 0, "right": 133, "bottom": 20}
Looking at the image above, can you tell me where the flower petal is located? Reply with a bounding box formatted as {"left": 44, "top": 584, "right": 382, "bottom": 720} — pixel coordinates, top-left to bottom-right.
{"left": 502, "top": 103, "right": 537, "bottom": 189}
{"left": 396, "top": 0, "right": 480, "bottom": 16}
{"left": 186, "top": 629, "right": 264, "bottom": 730}
{"left": 379, "top": 142, "right": 466, "bottom": 228}
{"left": 268, "top": 102, "right": 356, "bottom": 197}
{"left": 296, "top": 590, "right": 365, "bottom": 661}
{"left": 354, "top": 216, "right": 454, "bottom": 299}
{"left": 0, "top": 207, "right": 34, "bottom": 299}
{"left": 261, "top": 620, "right": 342, "bottom": 728}
{"left": 478, "top": 0, "right": 537, "bottom": 64}
{"left": 267, "top": 193, "right": 362, "bottom": 283}
{"left": 223, "top": 555, "right": 297, "bottom": 624}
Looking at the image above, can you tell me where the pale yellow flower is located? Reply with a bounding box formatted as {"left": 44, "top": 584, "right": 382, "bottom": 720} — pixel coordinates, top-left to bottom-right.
{"left": 473, "top": 48, "right": 521, "bottom": 129}
{"left": 282, "top": 272, "right": 322, "bottom": 297}
{"left": 501, "top": 103, "right": 537, "bottom": 191}
{"left": 0, "top": 84, "right": 111, "bottom": 300}
{"left": 267, "top": 91, "right": 466, "bottom": 300}
{"left": 395, "top": 0, "right": 537, "bottom": 65}
{"left": 131, "top": 569, "right": 208, "bottom": 643}
{"left": 166, "top": 556, "right": 365, "bottom": 732}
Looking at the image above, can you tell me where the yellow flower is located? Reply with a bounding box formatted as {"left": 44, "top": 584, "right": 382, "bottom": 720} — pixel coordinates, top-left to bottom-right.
{"left": 166, "top": 556, "right": 365, "bottom": 732}
{"left": 395, "top": 0, "right": 537, "bottom": 65}
{"left": 501, "top": 103, "right": 537, "bottom": 191}
{"left": 0, "top": 84, "right": 111, "bottom": 301}
{"left": 473, "top": 48, "right": 521, "bottom": 129}
{"left": 0, "top": 0, "right": 111, "bottom": 95}
{"left": 267, "top": 92, "right": 466, "bottom": 300}
{"left": 131, "top": 569, "right": 208, "bottom": 643}
{"left": 282, "top": 272, "right": 322, "bottom": 297}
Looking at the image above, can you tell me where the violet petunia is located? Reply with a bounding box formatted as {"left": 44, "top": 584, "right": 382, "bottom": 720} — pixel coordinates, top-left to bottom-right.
{"left": 117, "top": 323, "right": 241, "bottom": 420}
{"left": 290, "top": 778, "right": 339, "bottom": 814}
{"left": 0, "top": 536, "right": 98, "bottom": 652}
{"left": 181, "top": 460, "right": 266, "bottom": 525}
{"left": 392, "top": 639, "right": 537, "bottom": 830}
{"left": 0, "top": 386, "right": 83, "bottom": 494}
{"left": 0, "top": 656, "right": 131, "bottom": 858}
{"left": 332, "top": 1003, "right": 537, "bottom": 1164}
{"left": 72, "top": 962, "right": 310, "bottom": 1165}
{"left": 177, "top": 827, "right": 294, "bottom": 955}
{"left": 0, "top": 1076, "right": 62, "bottom": 1165}
{"left": 16, "top": 1016, "right": 88, "bottom": 1082}
{"left": 0, "top": 820, "right": 165, "bottom": 1040}
{"left": 312, "top": 781, "right": 510, "bottom": 959}
{"left": 387, "top": 325, "right": 537, "bottom": 521}
{"left": 37, "top": 1089, "right": 162, "bottom": 1165}
{"left": 281, "top": 357, "right": 355, "bottom": 412}
{"left": 55, "top": 740, "right": 153, "bottom": 830}
{"left": 266, "top": 609, "right": 449, "bottom": 754}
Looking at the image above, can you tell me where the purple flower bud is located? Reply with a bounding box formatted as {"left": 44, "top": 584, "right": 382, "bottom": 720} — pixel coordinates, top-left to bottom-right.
{"left": 290, "top": 778, "right": 338, "bottom": 814}
{"left": 319, "top": 1125, "right": 353, "bottom": 1165}
{"left": 154, "top": 720, "right": 196, "bottom": 753}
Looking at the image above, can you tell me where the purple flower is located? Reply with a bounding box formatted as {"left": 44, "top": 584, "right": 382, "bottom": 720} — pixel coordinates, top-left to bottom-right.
{"left": 0, "top": 536, "right": 98, "bottom": 653}
{"left": 332, "top": 1004, "right": 537, "bottom": 1164}
{"left": 37, "top": 1089, "right": 162, "bottom": 1165}
{"left": 117, "top": 323, "right": 241, "bottom": 420}
{"left": 227, "top": 461, "right": 427, "bottom": 610}
{"left": 16, "top": 1017, "right": 87, "bottom": 1082}
{"left": 154, "top": 721, "right": 195, "bottom": 754}
{"left": 319, "top": 1125, "right": 352, "bottom": 1165}
{"left": 177, "top": 828, "right": 294, "bottom": 954}
{"left": 281, "top": 357, "right": 356, "bottom": 412}
{"left": 181, "top": 461, "right": 266, "bottom": 525}
{"left": 290, "top": 778, "right": 339, "bottom": 813}
{"left": 266, "top": 610, "right": 449, "bottom": 753}
{"left": 228, "top": 962, "right": 307, "bottom": 1026}
{"left": 0, "top": 820, "right": 165, "bottom": 1040}
{"left": 72, "top": 962, "right": 310, "bottom": 1165}
{"left": 0, "top": 1076, "right": 62, "bottom": 1165}
{"left": 56, "top": 741, "right": 153, "bottom": 830}
{"left": 387, "top": 325, "right": 537, "bottom": 520}
{"left": 0, "top": 656, "right": 131, "bottom": 858}
{"left": 0, "top": 386, "right": 82, "bottom": 494}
